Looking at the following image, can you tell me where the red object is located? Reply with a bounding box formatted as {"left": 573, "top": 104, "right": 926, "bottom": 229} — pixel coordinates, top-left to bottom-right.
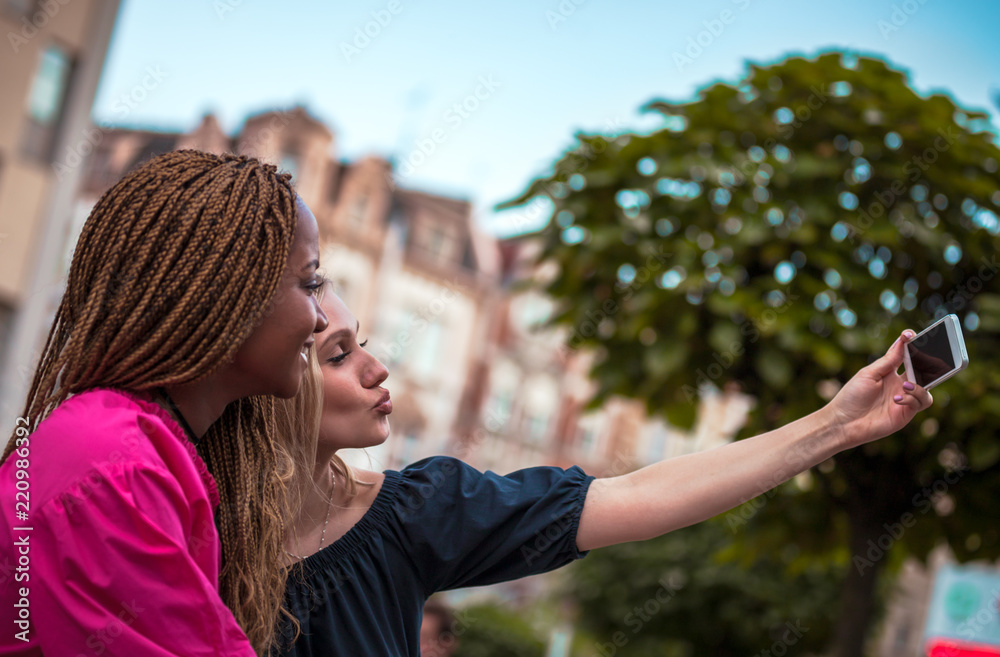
{"left": 927, "top": 638, "right": 1000, "bottom": 657}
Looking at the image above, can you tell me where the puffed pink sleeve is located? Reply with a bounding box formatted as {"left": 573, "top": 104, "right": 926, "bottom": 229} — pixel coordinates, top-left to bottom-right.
{"left": 30, "top": 462, "right": 256, "bottom": 656}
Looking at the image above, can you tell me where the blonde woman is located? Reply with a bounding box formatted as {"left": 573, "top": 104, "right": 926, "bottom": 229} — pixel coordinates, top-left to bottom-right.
{"left": 272, "top": 289, "right": 930, "bottom": 655}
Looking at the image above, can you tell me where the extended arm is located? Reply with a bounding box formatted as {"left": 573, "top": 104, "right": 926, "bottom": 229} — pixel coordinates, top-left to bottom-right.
{"left": 577, "top": 329, "right": 932, "bottom": 551}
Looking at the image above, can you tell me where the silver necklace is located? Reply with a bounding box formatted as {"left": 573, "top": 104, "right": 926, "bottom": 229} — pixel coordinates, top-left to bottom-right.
{"left": 285, "top": 465, "right": 336, "bottom": 562}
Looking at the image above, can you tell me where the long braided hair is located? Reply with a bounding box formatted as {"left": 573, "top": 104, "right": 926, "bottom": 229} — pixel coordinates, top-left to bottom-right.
{"left": 1, "top": 149, "right": 303, "bottom": 653}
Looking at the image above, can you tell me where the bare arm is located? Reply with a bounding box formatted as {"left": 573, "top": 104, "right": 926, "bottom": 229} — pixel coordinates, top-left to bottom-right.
{"left": 577, "top": 329, "right": 932, "bottom": 551}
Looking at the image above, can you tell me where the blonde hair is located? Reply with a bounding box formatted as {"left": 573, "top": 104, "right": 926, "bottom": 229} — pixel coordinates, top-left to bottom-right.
{"left": 279, "top": 280, "right": 367, "bottom": 497}
{"left": 272, "top": 280, "right": 368, "bottom": 643}
{"left": 1, "top": 150, "right": 301, "bottom": 654}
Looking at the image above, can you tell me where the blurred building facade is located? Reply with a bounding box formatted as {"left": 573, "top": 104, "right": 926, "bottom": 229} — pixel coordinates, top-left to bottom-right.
{"left": 70, "top": 106, "right": 753, "bottom": 480}
{"left": 0, "top": 0, "right": 121, "bottom": 430}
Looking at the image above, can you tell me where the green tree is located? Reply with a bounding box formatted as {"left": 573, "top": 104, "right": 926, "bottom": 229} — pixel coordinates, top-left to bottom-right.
{"left": 500, "top": 52, "right": 1000, "bottom": 656}
{"left": 563, "top": 520, "right": 840, "bottom": 656}
{"left": 453, "top": 603, "right": 546, "bottom": 657}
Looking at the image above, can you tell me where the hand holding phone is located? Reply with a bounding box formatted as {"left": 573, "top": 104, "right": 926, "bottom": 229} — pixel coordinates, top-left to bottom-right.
{"left": 901, "top": 314, "right": 969, "bottom": 390}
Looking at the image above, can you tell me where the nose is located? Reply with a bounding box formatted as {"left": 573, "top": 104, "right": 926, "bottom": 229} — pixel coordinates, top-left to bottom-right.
{"left": 362, "top": 351, "right": 389, "bottom": 389}
{"left": 313, "top": 296, "right": 329, "bottom": 333}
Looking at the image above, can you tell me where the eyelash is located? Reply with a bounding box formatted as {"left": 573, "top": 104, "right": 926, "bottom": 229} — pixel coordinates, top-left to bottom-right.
{"left": 328, "top": 339, "right": 368, "bottom": 364}
{"left": 305, "top": 281, "right": 324, "bottom": 296}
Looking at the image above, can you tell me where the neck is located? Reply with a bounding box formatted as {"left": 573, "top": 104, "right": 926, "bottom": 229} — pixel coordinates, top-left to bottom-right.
{"left": 314, "top": 444, "right": 339, "bottom": 482}
{"left": 288, "top": 460, "right": 335, "bottom": 548}
{"left": 158, "top": 380, "right": 234, "bottom": 440}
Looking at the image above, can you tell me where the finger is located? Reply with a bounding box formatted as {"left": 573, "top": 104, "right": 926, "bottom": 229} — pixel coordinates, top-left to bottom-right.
{"left": 896, "top": 382, "right": 933, "bottom": 410}
{"left": 907, "top": 385, "right": 933, "bottom": 410}
{"left": 870, "top": 329, "right": 916, "bottom": 378}
{"left": 892, "top": 391, "right": 922, "bottom": 410}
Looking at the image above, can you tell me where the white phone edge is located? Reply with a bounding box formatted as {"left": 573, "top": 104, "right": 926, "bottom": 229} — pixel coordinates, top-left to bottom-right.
{"left": 905, "top": 314, "right": 969, "bottom": 391}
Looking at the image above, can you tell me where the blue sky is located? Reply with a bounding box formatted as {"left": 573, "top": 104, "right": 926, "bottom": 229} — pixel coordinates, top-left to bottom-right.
{"left": 91, "top": 0, "right": 1000, "bottom": 235}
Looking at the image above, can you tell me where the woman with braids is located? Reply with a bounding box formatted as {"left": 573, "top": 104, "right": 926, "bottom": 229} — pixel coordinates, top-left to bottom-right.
{"left": 268, "top": 288, "right": 932, "bottom": 656}
{"left": 0, "top": 150, "right": 328, "bottom": 656}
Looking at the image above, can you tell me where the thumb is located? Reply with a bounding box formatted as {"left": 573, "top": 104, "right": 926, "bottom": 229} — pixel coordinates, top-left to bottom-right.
{"left": 869, "top": 329, "right": 916, "bottom": 378}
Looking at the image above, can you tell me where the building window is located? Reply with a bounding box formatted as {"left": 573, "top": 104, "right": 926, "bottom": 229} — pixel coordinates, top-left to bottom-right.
{"left": 427, "top": 226, "right": 446, "bottom": 257}
{"left": 410, "top": 319, "right": 442, "bottom": 381}
{"left": 524, "top": 410, "right": 550, "bottom": 444}
{"left": 383, "top": 310, "right": 413, "bottom": 368}
{"left": 348, "top": 196, "right": 367, "bottom": 230}
{"left": 22, "top": 43, "right": 74, "bottom": 163}
{"left": 279, "top": 152, "right": 299, "bottom": 182}
{"left": 521, "top": 376, "right": 558, "bottom": 444}
{"left": 576, "top": 413, "right": 605, "bottom": 457}
{"left": 485, "top": 387, "right": 514, "bottom": 432}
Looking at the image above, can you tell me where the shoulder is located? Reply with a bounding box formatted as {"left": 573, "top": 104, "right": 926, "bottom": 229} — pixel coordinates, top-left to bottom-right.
{"left": 345, "top": 467, "right": 385, "bottom": 508}
{"left": 31, "top": 387, "right": 179, "bottom": 454}
{"left": 390, "top": 456, "right": 593, "bottom": 517}
{"left": 6, "top": 388, "right": 201, "bottom": 508}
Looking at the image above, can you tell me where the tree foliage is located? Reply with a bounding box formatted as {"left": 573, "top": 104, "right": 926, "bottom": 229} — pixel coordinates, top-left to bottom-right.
{"left": 501, "top": 51, "right": 1000, "bottom": 653}
{"left": 453, "top": 602, "right": 546, "bottom": 657}
{"left": 563, "top": 520, "right": 840, "bottom": 656}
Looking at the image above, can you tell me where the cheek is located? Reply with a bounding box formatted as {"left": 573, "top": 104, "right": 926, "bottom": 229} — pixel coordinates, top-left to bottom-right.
{"left": 321, "top": 372, "right": 357, "bottom": 414}
{"left": 270, "top": 282, "right": 312, "bottom": 326}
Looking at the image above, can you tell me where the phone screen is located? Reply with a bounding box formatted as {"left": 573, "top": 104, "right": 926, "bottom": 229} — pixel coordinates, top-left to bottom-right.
{"left": 907, "top": 323, "right": 957, "bottom": 387}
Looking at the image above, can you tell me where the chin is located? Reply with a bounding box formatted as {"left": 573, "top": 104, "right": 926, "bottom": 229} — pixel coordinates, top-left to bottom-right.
{"left": 359, "top": 428, "right": 390, "bottom": 450}
{"left": 272, "top": 371, "right": 303, "bottom": 399}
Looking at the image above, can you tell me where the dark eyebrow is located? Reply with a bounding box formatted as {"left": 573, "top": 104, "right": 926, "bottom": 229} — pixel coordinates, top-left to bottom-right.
{"left": 322, "top": 320, "right": 361, "bottom": 351}
{"left": 301, "top": 259, "right": 319, "bottom": 273}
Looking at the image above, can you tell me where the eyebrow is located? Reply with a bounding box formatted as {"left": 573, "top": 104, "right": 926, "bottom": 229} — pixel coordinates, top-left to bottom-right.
{"left": 322, "top": 320, "right": 361, "bottom": 351}
{"left": 301, "top": 259, "right": 319, "bottom": 273}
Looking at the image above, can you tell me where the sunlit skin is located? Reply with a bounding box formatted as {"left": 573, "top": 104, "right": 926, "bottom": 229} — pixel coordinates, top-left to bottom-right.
{"left": 156, "top": 197, "right": 329, "bottom": 437}
{"left": 286, "top": 292, "right": 391, "bottom": 555}
{"left": 315, "top": 293, "right": 392, "bottom": 454}
{"left": 288, "top": 305, "right": 932, "bottom": 558}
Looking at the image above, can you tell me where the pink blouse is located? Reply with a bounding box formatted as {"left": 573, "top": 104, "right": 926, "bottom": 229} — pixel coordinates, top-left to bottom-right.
{"left": 0, "top": 388, "right": 255, "bottom": 656}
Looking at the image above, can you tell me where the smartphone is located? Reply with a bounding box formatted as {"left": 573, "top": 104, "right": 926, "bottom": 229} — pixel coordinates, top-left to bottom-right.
{"left": 902, "top": 314, "right": 969, "bottom": 390}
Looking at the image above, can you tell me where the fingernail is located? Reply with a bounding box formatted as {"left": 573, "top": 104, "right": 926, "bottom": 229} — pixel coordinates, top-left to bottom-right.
{"left": 893, "top": 394, "right": 903, "bottom": 402}
{"left": 903, "top": 381, "right": 915, "bottom": 391}
{"left": 904, "top": 330, "right": 914, "bottom": 339}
